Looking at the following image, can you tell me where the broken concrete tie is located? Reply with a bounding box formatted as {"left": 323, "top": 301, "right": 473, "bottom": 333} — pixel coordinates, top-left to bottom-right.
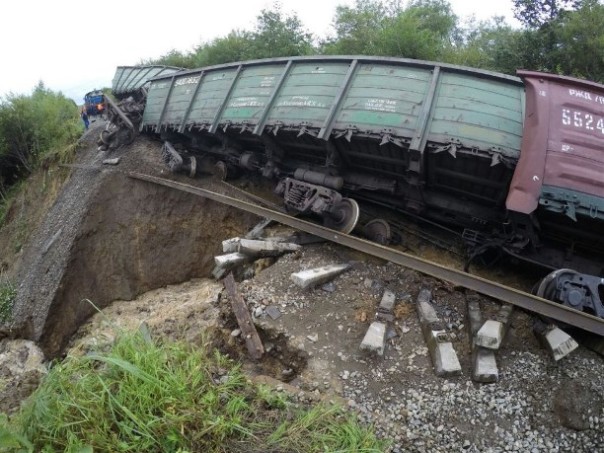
{"left": 467, "top": 299, "right": 498, "bottom": 383}
{"left": 214, "top": 252, "right": 247, "bottom": 268}
{"left": 222, "top": 237, "right": 241, "bottom": 253}
{"left": 360, "top": 289, "right": 397, "bottom": 355}
{"left": 534, "top": 320, "right": 579, "bottom": 361}
{"left": 360, "top": 322, "right": 387, "bottom": 356}
{"left": 237, "top": 238, "right": 301, "bottom": 257}
{"left": 475, "top": 304, "right": 513, "bottom": 350}
{"left": 222, "top": 237, "right": 301, "bottom": 257}
{"left": 290, "top": 264, "right": 350, "bottom": 289}
{"left": 416, "top": 288, "right": 461, "bottom": 377}
{"left": 377, "top": 289, "right": 396, "bottom": 321}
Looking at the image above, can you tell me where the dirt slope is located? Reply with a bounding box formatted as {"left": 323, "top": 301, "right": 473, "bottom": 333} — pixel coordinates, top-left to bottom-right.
{"left": 2, "top": 129, "right": 258, "bottom": 357}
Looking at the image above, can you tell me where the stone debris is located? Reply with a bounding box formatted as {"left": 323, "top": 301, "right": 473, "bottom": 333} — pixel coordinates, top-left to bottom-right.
{"left": 553, "top": 381, "right": 604, "bottom": 431}
{"left": 102, "top": 157, "right": 120, "bottom": 165}
{"left": 467, "top": 298, "right": 499, "bottom": 383}
{"left": 416, "top": 288, "right": 461, "bottom": 377}
{"left": 290, "top": 263, "right": 350, "bottom": 289}
{"left": 533, "top": 320, "right": 579, "bottom": 361}
{"left": 307, "top": 333, "right": 319, "bottom": 343}
{"left": 265, "top": 305, "right": 282, "bottom": 320}
{"left": 475, "top": 304, "right": 514, "bottom": 350}
{"left": 321, "top": 282, "right": 336, "bottom": 292}
{"left": 0, "top": 339, "right": 47, "bottom": 414}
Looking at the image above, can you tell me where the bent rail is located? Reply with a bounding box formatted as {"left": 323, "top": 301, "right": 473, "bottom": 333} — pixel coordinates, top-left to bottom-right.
{"left": 128, "top": 171, "right": 604, "bottom": 336}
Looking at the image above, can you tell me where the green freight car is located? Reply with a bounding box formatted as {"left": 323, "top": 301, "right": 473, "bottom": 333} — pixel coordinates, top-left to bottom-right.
{"left": 138, "top": 57, "right": 524, "bottom": 232}
{"left": 110, "top": 56, "right": 604, "bottom": 319}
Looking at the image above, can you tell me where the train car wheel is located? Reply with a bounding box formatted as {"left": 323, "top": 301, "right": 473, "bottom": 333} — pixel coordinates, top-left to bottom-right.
{"left": 535, "top": 268, "right": 578, "bottom": 300}
{"left": 363, "top": 219, "right": 392, "bottom": 245}
{"left": 324, "top": 198, "right": 360, "bottom": 234}
{"left": 213, "top": 161, "right": 228, "bottom": 181}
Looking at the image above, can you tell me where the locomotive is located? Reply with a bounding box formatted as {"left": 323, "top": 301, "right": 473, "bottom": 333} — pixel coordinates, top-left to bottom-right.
{"left": 107, "top": 56, "right": 604, "bottom": 320}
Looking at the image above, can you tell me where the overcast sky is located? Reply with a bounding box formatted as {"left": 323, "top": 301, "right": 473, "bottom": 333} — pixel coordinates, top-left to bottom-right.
{"left": 0, "top": 0, "right": 519, "bottom": 103}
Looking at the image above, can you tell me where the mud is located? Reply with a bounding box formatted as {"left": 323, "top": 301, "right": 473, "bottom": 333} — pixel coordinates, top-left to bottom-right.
{"left": 4, "top": 132, "right": 259, "bottom": 358}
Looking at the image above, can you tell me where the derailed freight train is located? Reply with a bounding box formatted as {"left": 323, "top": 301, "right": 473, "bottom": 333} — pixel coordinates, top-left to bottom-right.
{"left": 109, "top": 56, "right": 604, "bottom": 319}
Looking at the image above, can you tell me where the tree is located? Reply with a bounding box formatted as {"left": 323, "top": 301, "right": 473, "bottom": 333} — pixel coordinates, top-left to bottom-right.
{"left": 247, "top": 3, "right": 314, "bottom": 59}
{"left": 381, "top": 0, "right": 458, "bottom": 60}
{"left": 512, "top": 0, "right": 582, "bottom": 27}
{"left": 0, "top": 85, "right": 79, "bottom": 192}
{"left": 445, "top": 17, "right": 525, "bottom": 72}
{"left": 322, "top": 0, "right": 391, "bottom": 55}
{"left": 145, "top": 49, "right": 196, "bottom": 69}
{"left": 322, "top": 0, "right": 459, "bottom": 60}
{"left": 194, "top": 31, "right": 253, "bottom": 67}
{"left": 550, "top": 0, "right": 604, "bottom": 81}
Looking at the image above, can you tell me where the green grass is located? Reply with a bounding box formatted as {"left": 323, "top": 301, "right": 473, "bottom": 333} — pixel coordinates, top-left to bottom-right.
{"left": 0, "top": 331, "right": 386, "bottom": 452}
{"left": 0, "top": 279, "right": 16, "bottom": 323}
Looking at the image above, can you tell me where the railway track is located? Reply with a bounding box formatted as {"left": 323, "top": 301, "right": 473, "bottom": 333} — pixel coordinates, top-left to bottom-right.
{"left": 128, "top": 171, "right": 604, "bottom": 336}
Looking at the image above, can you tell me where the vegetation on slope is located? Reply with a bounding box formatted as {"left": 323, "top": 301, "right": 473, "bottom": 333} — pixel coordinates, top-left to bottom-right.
{"left": 0, "top": 331, "right": 385, "bottom": 452}
{"left": 0, "top": 82, "right": 80, "bottom": 218}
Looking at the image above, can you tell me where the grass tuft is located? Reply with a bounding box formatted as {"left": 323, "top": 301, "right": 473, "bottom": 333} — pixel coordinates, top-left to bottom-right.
{"left": 0, "top": 279, "right": 16, "bottom": 323}
{"left": 0, "top": 331, "right": 386, "bottom": 452}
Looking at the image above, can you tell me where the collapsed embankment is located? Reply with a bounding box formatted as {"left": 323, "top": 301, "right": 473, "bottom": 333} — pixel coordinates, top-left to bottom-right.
{"left": 2, "top": 133, "right": 258, "bottom": 357}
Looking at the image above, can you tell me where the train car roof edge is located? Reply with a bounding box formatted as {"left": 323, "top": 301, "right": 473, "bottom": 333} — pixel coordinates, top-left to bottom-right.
{"left": 517, "top": 69, "right": 604, "bottom": 91}
{"left": 145, "top": 55, "right": 524, "bottom": 85}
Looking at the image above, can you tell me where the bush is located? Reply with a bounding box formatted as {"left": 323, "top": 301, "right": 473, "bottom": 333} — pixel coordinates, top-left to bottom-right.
{"left": 0, "top": 82, "right": 80, "bottom": 194}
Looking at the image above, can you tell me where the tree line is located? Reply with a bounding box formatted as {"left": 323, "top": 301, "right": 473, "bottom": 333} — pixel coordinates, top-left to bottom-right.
{"left": 146, "top": 0, "right": 604, "bottom": 83}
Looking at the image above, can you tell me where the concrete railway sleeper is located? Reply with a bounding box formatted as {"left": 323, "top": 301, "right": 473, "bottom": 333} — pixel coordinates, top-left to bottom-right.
{"left": 128, "top": 171, "right": 604, "bottom": 337}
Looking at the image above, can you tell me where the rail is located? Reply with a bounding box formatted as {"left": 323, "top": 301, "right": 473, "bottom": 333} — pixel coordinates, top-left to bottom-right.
{"left": 128, "top": 171, "right": 604, "bottom": 336}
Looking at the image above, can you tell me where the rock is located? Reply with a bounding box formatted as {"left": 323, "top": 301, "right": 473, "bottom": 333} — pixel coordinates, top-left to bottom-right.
{"left": 553, "top": 381, "right": 604, "bottom": 431}
{"left": 321, "top": 282, "right": 336, "bottom": 292}
{"left": 265, "top": 305, "right": 282, "bottom": 320}
{"left": 102, "top": 157, "right": 120, "bottom": 165}
{"left": 307, "top": 333, "right": 319, "bottom": 343}
{"left": 0, "top": 339, "right": 47, "bottom": 414}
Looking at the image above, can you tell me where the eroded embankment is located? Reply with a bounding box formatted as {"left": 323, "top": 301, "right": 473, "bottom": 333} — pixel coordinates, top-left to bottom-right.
{"left": 5, "top": 137, "right": 259, "bottom": 358}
